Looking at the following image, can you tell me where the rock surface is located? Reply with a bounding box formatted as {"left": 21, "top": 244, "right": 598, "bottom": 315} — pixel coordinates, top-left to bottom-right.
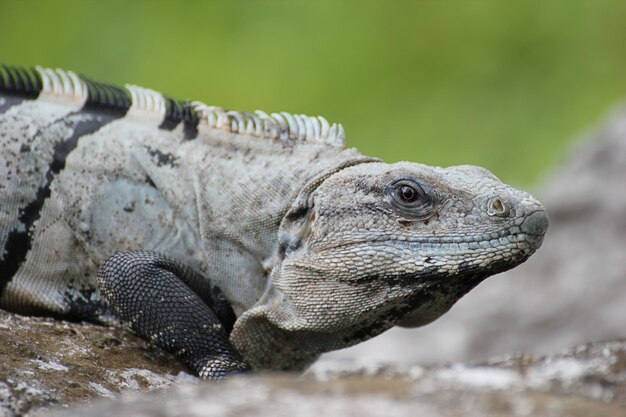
{"left": 45, "top": 340, "right": 626, "bottom": 417}
{"left": 0, "top": 311, "right": 193, "bottom": 416}
{"left": 323, "top": 106, "right": 626, "bottom": 365}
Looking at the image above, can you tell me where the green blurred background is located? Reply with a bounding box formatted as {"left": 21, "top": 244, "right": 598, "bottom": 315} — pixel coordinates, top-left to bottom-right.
{"left": 2, "top": 0, "right": 625, "bottom": 186}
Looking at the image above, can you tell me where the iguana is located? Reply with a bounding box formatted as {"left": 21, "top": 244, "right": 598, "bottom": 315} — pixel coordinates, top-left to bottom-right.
{"left": 0, "top": 65, "right": 548, "bottom": 379}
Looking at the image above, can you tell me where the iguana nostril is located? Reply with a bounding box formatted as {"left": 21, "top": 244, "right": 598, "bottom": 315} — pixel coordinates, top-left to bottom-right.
{"left": 487, "top": 197, "right": 509, "bottom": 217}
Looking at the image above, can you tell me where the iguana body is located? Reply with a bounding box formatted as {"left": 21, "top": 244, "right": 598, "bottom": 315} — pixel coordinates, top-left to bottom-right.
{"left": 0, "top": 65, "right": 548, "bottom": 378}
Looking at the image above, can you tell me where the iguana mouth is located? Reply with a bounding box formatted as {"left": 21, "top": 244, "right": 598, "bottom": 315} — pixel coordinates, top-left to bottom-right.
{"left": 317, "top": 228, "right": 545, "bottom": 252}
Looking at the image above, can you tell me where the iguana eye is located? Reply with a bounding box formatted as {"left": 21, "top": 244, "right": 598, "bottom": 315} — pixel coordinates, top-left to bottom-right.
{"left": 398, "top": 185, "right": 418, "bottom": 202}
{"left": 392, "top": 180, "right": 427, "bottom": 204}
{"left": 387, "top": 179, "right": 436, "bottom": 219}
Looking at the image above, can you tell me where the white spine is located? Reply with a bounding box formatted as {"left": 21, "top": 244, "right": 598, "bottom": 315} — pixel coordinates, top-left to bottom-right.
{"left": 124, "top": 84, "right": 167, "bottom": 122}
{"left": 35, "top": 66, "right": 88, "bottom": 106}
{"left": 192, "top": 101, "right": 346, "bottom": 147}
{"left": 125, "top": 84, "right": 167, "bottom": 115}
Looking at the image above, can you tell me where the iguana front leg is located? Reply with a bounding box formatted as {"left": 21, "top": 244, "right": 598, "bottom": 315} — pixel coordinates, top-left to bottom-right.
{"left": 97, "top": 250, "right": 250, "bottom": 379}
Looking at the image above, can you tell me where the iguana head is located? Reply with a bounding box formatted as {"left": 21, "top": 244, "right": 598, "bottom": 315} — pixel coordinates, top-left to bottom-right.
{"left": 232, "top": 161, "right": 548, "bottom": 370}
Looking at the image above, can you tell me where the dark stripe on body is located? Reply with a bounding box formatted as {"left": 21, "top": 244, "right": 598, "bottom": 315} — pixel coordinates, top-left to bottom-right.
{"left": 0, "top": 65, "right": 42, "bottom": 98}
{"left": 0, "top": 107, "right": 128, "bottom": 294}
{"left": 181, "top": 101, "right": 199, "bottom": 139}
{"left": 159, "top": 97, "right": 199, "bottom": 139}
{"left": 82, "top": 77, "right": 131, "bottom": 116}
{"left": 0, "top": 65, "right": 42, "bottom": 113}
{"left": 159, "top": 97, "right": 183, "bottom": 130}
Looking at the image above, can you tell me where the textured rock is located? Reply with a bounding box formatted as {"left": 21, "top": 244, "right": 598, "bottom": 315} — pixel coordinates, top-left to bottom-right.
{"left": 324, "top": 106, "right": 626, "bottom": 365}
{"left": 45, "top": 340, "right": 626, "bottom": 417}
{"left": 0, "top": 311, "right": 193, "bottom": 416}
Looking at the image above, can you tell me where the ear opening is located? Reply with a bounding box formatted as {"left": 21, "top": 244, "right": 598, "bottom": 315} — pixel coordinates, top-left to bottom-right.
{"left": 276, "top": 208, "right": 317, "bottom": 264}
{"left": 282, "top": 157, "right": 377, "bottom": 222}
{"left": 275, "top": 157, "right": 375, "bottom": 263}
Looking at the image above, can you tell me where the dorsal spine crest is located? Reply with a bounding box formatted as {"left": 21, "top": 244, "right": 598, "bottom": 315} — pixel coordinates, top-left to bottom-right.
{"left": 192, "top": 102, "right": 346, "bottom": 147}
{"left": 0, "top": 65, "right": 347, "bottom": 147}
